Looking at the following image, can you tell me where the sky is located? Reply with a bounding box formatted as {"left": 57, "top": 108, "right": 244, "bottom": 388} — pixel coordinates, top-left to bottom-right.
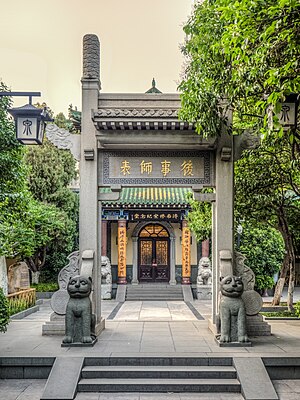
{"left": 0, "top": 0, "right": 193, "bottom": 115}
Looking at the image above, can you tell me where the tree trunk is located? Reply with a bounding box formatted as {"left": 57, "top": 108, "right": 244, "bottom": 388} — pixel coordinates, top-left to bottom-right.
{"left": 287, "top": 248, "right": 296, "bottom": 311}
{"left": 272, "top": 253, "right": 289, "bottom": 306}
{"left": 272, "top": 209, "right": 295, "bottom": 307}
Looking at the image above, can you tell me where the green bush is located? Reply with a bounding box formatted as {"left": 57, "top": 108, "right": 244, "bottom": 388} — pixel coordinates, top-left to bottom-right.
{"left": 294, "top": 301, "right": 300, "bottom": 318}
{"left": 0, "top": 288, "right": 10, "bottom": 332}
{"left": 238, "top": 223, "right": 285, "bottom": 290}
{"left": 31, "top": 282, "right": 58, "bottom": 292}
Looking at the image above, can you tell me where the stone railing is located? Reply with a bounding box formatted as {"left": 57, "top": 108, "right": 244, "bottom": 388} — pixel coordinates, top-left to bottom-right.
{"left": 7, "top": 288, "right": 36, "bottom": 316}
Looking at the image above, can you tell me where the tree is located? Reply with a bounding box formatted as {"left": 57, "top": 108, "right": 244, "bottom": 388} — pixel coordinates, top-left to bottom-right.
{"left": 238, "top": 223, "right": 284, "bottom": 291}
{"left": 235, "top": 136, "right": 300, "bottom": 309}
{"left": 186, "top": 191, "right": 212, "bottom": 243}
{"left": 24, "top": 134, "right": 78, "bottom": 282}
{"left": 0, "top": 85, "right": 75, "bottom": 283}
{"left": 179, "top": 0, "right": 300, "bottom": 308}
{"left": 179, "top": 0, "right": 300, "bottom": 143}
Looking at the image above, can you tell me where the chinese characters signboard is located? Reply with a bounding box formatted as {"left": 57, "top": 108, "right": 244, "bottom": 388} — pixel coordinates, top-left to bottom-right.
{"left": 181, "top": 220, "right": 191, "bottom": 283}
{"left": 101, "top": 151, "right": 213, "bottom": 186}
{"left": 118, "top": 220, "right": 127, "bottom": 283}
{"left": 129, "top": 211, "right": 181, "bottom": 222}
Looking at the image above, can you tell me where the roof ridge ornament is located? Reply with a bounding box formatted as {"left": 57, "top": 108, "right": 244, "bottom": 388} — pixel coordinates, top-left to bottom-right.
{"left": 145, "top": 78, "right": 162, "bottom": 94}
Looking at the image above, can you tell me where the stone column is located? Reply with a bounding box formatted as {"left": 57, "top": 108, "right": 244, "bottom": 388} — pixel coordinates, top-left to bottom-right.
{"left": 202, "top": 239, "right": 210, "bottom": 258}
{"left": 212, "top": 131, "right": 234, "bottom": 323}
{"left": 80, "top": 34, "right": 103, "bottom": 329}
{"left": 118, "top": 219, "right": 127, "bottom": 284}
{"left": 169, "top": 237, "right": 176, "bottom": 285}
{"left": 132, "top": 237, "right": 138, "bottom": 285}
{"left": 212, "top": 203, "right": 217, "bottom": 323}
{"left": 101, "top": 220, "right": 108, "bottom": 256}
{"left": 0, "top": 256, "right": 8, "bottom": 296}
{"left": 181, "top": 219, "right": 191, "bottom": 285}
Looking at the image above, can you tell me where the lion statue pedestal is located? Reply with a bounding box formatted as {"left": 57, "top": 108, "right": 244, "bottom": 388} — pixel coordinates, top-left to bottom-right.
{"left": 196, "top": 257, "right": 212, "bottom": 300}
{"left": 101, "top": 256, "right": 112, "bottom": 300}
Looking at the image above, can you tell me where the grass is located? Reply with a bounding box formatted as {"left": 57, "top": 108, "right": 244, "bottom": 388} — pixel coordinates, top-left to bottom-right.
{"left": 30, "top": 282, "right": 58, "bottom": 292}
{"left": 260, "top": 310, "right": 298, "bottom": 318}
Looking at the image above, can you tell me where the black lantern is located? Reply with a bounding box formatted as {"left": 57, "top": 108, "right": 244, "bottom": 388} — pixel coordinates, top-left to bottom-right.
{"left": 277, "top": 94, "right": 299, "bottom": 131}
{"left": 0, "top": 91, "right": 52, "bottom": 145}
{"left": 8, "top": 103, "right": 52, "bottom": 145}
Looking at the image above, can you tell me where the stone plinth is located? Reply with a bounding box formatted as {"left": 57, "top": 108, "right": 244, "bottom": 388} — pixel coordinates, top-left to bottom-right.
{"left": 197, "top": 285, "right": 212, "bottom": 300}
{"left": 101, "top": 283, "right": 112, "bottom": 300}
{"left": 246, "top": 314, "right": 272, "bottom": 336}
{"left": 42, "top": 315, "right": 105, "bottom": 336}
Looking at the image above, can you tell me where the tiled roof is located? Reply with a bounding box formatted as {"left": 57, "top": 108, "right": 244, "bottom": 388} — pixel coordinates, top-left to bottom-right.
{"left": 100, "top": 187, "right": 192, "bottom": 207}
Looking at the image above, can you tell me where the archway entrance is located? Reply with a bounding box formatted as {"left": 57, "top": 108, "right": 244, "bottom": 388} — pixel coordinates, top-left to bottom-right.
{"left": 138, "top": 224, "right": 170, "bottom": 282}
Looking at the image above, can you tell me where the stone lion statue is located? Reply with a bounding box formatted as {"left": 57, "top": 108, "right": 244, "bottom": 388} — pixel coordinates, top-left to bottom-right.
{"left": 197, "top": 257, "right": 212, "bottom": 285}
{"left": 101, "top": 256, "right": 112, "bottom": 284}
{"left": 218, "top": 275, "right": 248, "bottom": 343}
{"left": 62, "top": 275, "right": 95, "bottom": 345}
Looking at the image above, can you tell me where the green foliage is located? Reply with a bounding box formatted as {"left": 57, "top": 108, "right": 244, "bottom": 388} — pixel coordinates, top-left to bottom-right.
{"left": 31, "top": 282, "right": 58, "bottom": 292}
{"left": 260, "top": 310, "right": 297, "bottom": 318}
{"left": 0, "top": 288, "right": 9, "bottom": 332}
{"left": 179, "top": 0, "right": 300, "bottom": 140}
{"left": 238, "top": 223, "right": 284, "bottom": 289}
{"left": 294, "top": 301, "right": 300, "bottom": 317}
{"left": 25, "top": 136, "right": 79, "bottom": 281}
{"left": 0, "top": 83, "right": 77, "bottom": 283}
{"left": 186, "top": 191, "right": 212, "bottom": 242}
{"left": 25, "top": 139, "right": 77, "bottom": 210}
{"left": 7, "top": 296, "right": 35, "bottom": 316}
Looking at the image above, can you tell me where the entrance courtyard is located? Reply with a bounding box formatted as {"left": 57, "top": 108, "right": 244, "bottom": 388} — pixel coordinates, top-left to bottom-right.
{"left": 1, "top": 292, "right": 300, "bottom": 399}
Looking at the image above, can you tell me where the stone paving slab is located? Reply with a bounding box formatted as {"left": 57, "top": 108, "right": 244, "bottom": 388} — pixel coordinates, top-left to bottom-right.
{"left": 2, "top": 296, "right": 300, "bottom": 398}
{"left": 1, "top": 380, "right": 300, "bottom": 400}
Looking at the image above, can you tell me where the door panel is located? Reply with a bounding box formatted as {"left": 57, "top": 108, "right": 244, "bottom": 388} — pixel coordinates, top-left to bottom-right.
{"left": 139, "top": 238, "right": 169, "bottom": 282}
{"left": 155, "top": 240, "right": 169, "bottom": 281}
{"left": 139, "top": 240, "right": 153, "bottom": 281}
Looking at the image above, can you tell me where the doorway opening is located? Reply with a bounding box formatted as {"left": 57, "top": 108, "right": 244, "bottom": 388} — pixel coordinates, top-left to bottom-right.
{"left": 138, "top": 224, "right": 170, "bottom": 282}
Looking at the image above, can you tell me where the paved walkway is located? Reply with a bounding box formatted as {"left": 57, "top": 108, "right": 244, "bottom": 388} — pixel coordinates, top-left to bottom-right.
{"left": 1, "top": 289, "right": 300, "bottom": 399}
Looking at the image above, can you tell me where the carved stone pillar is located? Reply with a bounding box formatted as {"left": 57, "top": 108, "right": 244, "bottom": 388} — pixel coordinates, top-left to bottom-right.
{"left": 132, "top": 237, "right": 138, "bottom": 285}
{"left": 117, "top": 219, "right": 127, "bottom": 284}
{"left": 169, "top": 237, "right": 176, "bottom": 285}
{"left": 181, "top": 219, "right": 191, "bottom": 285}
{"left": 101, "top": 220, "right": 108, "bottom": 257}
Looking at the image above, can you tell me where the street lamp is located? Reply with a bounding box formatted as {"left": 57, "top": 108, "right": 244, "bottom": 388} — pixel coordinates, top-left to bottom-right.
{"left": 0, "top": 91, "right": 52, "bottom": 145}
{"left": 277, "top": 93, "right": 299, "bottom": 131}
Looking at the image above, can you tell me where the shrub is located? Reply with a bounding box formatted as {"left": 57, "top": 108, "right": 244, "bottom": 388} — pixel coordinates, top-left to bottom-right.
{"left": 31, "top": 282, "right": 58, "bottom": 292}
{"left": 294, "top": 301, "right": 300, "bottom": 318}
{"left": 238, "top": 223, "right": 285, "bottom": 290}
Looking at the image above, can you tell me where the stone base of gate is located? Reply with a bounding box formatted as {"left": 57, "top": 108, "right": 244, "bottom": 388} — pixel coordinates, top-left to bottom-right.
{"left": 42, "top": 313, "right": 105, "bottom": 336}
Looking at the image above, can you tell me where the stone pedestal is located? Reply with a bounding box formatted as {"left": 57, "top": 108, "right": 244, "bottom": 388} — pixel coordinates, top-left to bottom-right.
{"left": 246, "top": 314, "right": 271, "bottom": 336}
{"left": 43, "top": 313, "right": 105, "bottom": 336}
{"left": 197, "top": 285, "right": 212, "bottom": 300}
{"left": 101, "top": 283, "right": 112, "bottom": 300}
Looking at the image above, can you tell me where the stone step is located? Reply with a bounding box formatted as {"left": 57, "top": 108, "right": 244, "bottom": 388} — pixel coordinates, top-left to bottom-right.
{"left": 84, "top": 357, "right": 233, "bottom": 367}
{"left": 81, "top": 365, "right": 237, "bottom": 379}
{"left": 78, "top": 378, "right": 241, "bottom": 393}
{"left": 126, "top": 298, "right": 184, "bottom": 301}
{"left": 127, "top": 290, "right": 182, "bottom": 293}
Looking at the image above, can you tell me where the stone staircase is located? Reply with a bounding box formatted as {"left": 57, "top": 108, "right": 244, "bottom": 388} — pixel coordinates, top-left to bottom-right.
{"left": 77, "top": 357, "right": 240, "bottom": 394}
{"left": 126, "top": 283, "right": 184, "bottom": 301}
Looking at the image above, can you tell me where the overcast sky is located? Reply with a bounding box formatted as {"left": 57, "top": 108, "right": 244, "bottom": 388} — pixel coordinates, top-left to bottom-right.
{"left": 0, "top": 0, "right": 193, "bottom": 115}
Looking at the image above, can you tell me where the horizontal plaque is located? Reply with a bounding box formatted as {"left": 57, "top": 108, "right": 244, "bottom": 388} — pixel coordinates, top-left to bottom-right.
{"left": 101, "top": 151, "right": 213, "bottom": 186}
